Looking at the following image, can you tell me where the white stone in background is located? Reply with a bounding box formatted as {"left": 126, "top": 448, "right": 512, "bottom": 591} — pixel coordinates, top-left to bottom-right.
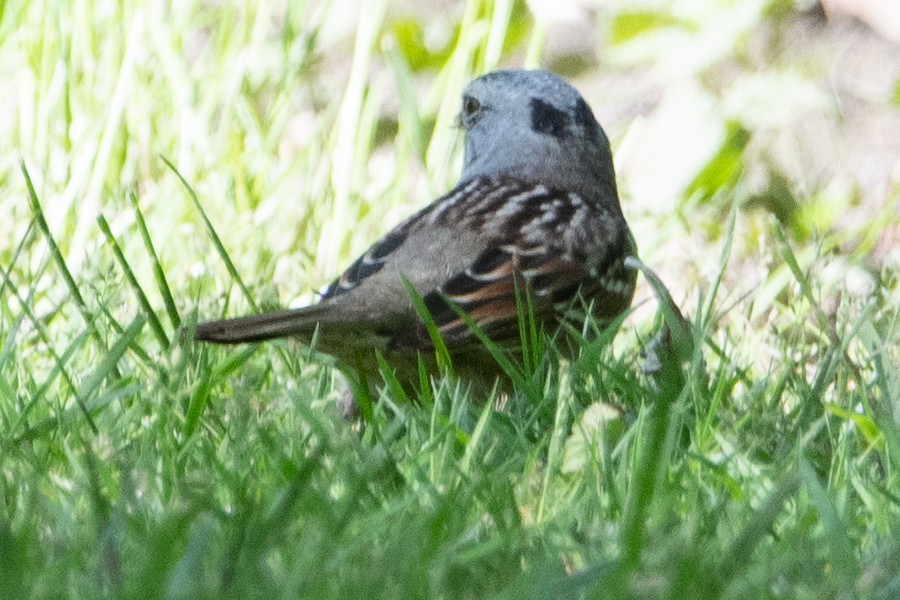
{"left": 561, "top": 400, "right": 624, "bottom": 475}
{"left": 527, "top": 0, "right": 600, "bottom": 66}
{"left": 822, "top": 0, "right": 900, "bottom": 45}
{"left": 722, "top": 71, "right": 832, "bottom": 131}
{"left": 823, "top": 258, "right": 876, "bottom": 299}
{"left": 844, "top": 265, "right": 876, "bottom": 298}
{"left": 278, "top": 111, "right": 319, "bottom": 160}
{"left": 526, "top": 0, "right": 598, "bottom": 24}
{"left": 616, "top": 82, "right": 722, "bottom": 212}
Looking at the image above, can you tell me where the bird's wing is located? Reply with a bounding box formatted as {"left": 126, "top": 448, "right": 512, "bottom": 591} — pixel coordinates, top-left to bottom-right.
{"left": 196, "top": 176, "right": 635, "bottom": 351}
{"left": 319, "top": 177, "right": 494, "bottom": 301}
{"left": 382, "top": 176, "right": 636, "bottom": 349}
{"left": 414, "top": 227, "right": 635, "bottom": 348}
{"left": 194, "top": 179, "right": 496, "bottom": 345}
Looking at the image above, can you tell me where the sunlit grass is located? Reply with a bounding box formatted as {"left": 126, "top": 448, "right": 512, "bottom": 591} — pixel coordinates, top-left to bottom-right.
{"left": 2, "top": 1, "right": 899, "bottom": 598}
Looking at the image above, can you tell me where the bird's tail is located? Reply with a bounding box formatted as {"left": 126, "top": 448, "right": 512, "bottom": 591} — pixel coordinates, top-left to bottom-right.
{"left": 194, "top": 305, "right": 330, "bottom": 344}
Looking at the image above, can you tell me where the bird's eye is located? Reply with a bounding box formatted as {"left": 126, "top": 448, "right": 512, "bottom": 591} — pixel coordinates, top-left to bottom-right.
{"left": 462, "top": 95, "right": 481, "bottom": 119}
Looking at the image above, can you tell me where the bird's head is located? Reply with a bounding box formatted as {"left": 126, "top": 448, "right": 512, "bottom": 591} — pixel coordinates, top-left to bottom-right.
{"left": 459, "top": 69, "right": 619, "bottom": 210}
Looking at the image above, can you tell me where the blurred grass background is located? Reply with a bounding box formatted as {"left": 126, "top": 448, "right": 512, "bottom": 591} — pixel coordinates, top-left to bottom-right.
{"left": 2, "top": 0, "right": 899, "bottom": 598}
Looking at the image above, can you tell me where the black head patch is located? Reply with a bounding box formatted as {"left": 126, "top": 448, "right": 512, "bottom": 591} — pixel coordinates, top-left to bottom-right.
{"left": 573, "top": 97, "right": 601, "bottom": 140}
{"left": 530, "top": 98, "right": 570, "bottom": 138}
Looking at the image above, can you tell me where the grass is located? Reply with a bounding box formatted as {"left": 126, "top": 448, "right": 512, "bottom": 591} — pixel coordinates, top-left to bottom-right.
{"left": 3, "top": 1, "right": 899, "bottom": 598}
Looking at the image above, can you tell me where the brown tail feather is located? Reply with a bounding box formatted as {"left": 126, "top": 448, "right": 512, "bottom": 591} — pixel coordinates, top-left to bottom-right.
{"left": 194, "top": 305, "right": 329, "bottom": 344}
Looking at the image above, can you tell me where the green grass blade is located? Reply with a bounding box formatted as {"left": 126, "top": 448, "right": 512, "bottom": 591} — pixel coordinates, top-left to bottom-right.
{"left": 798, "top": 457, "right": 858, "bottom": 592}
{"left": 718, "top": 468, "right": 801, "bottom": 583}
{"left": 459, "top": 391, "right": 494, "bottom": 476}
{"left": 615, "top": 259, "right": 693, "bottom": 576}
{"left": 13, "top": 316, "right": 145, "bottom": 443}
{"left": 128, "top": 191, "right": 181, "bottom": 330}
{"left": 77, "top": 315, "right": 146, "bottom": 406}
{"left": 384, "top": 42, "right": 424, "bottom": 162}
{"left": 702, "top": 202, "right": 736, "bottom": 329}
{"left": 162, "top": 155, "right": 257, "bottom": 312}
{"left": 97, "top": 213, "right": 169, "bottom": 349}
{"left": 8, "top": 328, "right": 90, "bottom": 440}
{"left": 0, "top": 218, "right": 36, "bottom": 309}
{"left": 401, "top": 275, "right": 453, "bottom": 371}
{"left": 513, "top": 279, "right": 542, "bottom": 375}
{"left": 440, "top": 295, "right": 533, "bottom": 395}
{"left": 184, "top": 360, "right": 212, "bottom": 439}
{"left": 20, "top": 160, "right": 105, "bottom": 347}
{"left": 376, "top": 349, "right": 410, "bottom": 406}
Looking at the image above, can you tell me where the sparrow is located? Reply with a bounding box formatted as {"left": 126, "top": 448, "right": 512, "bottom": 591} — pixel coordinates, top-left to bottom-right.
{"left": 195, "top": 69, "right": 637, "bottom": 409}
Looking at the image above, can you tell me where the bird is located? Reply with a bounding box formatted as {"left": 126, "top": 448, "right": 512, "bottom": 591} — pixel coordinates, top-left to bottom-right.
{"left": 195, "top": 69, "right": 637, "bottom": 413}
